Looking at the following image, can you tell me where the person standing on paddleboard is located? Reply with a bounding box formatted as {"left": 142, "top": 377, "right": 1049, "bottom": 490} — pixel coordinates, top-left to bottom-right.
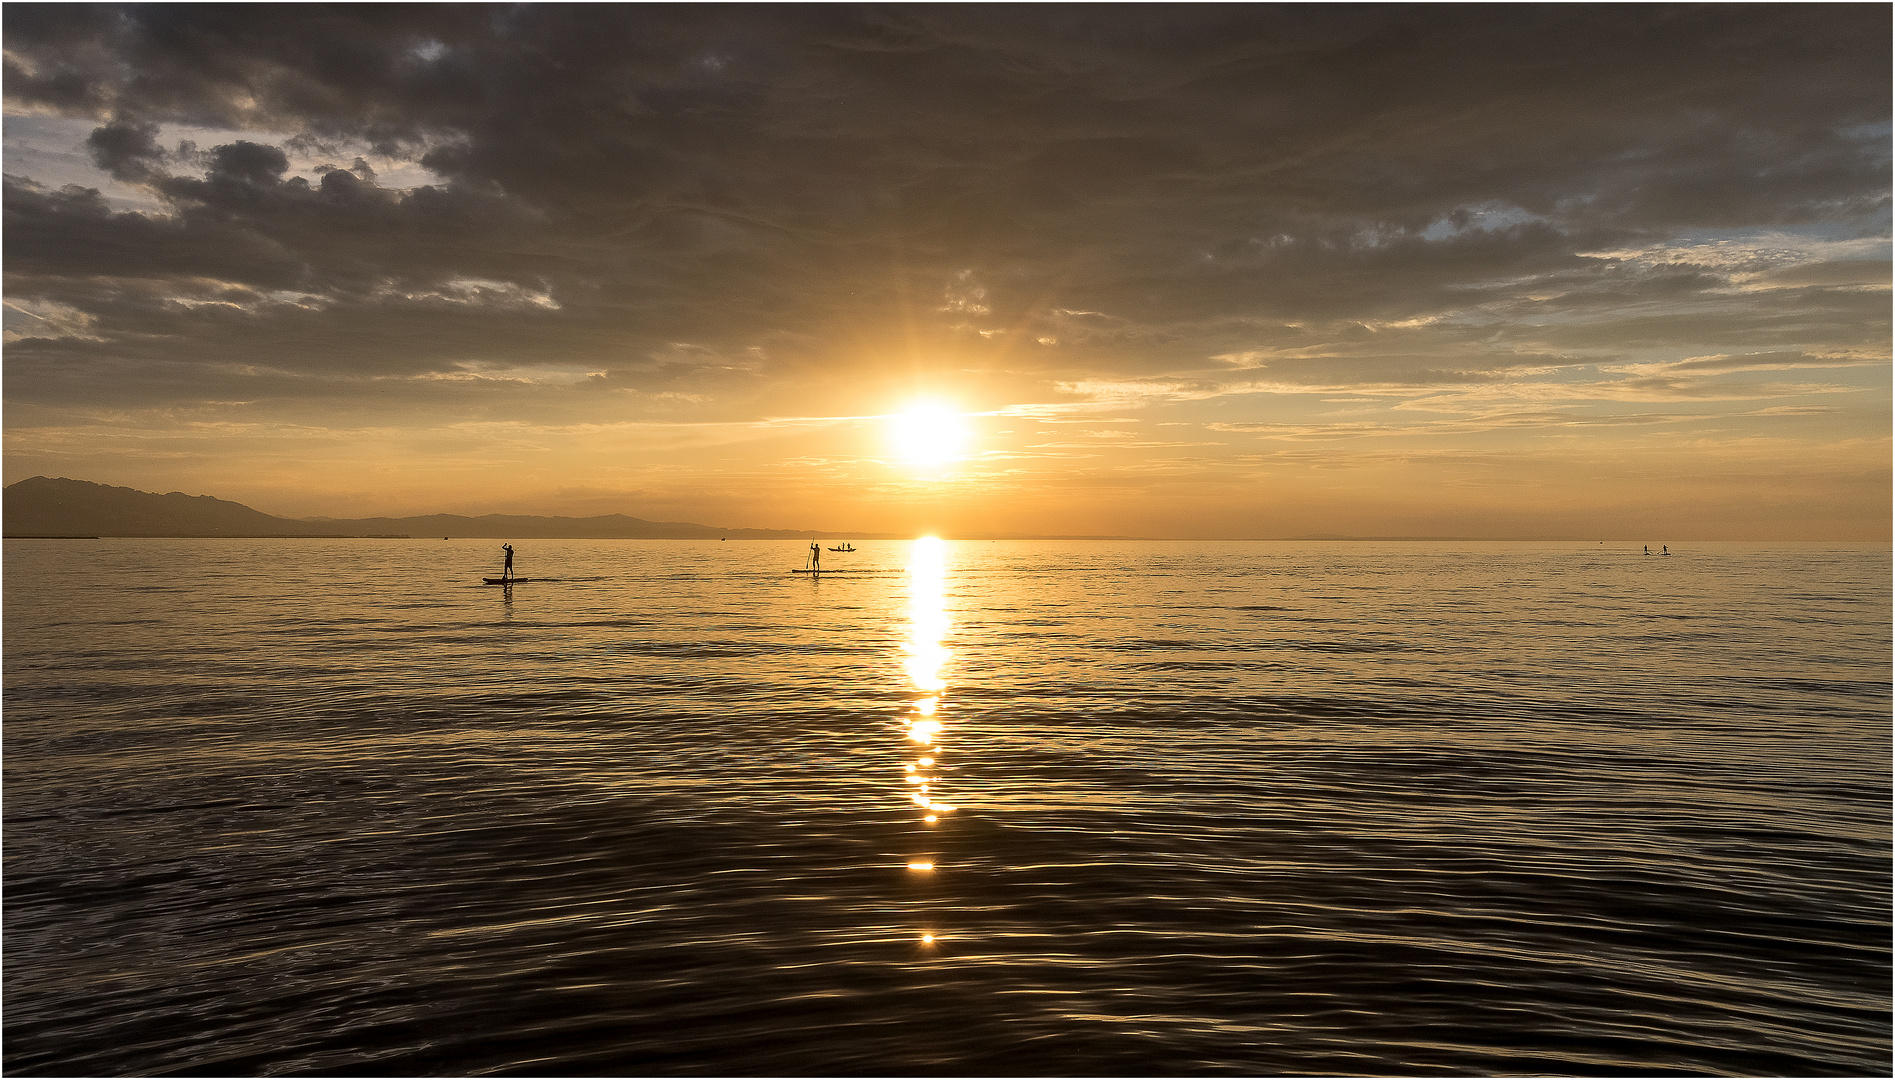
{"left": 502, "top": 543, "right": 515, "bottom": 580}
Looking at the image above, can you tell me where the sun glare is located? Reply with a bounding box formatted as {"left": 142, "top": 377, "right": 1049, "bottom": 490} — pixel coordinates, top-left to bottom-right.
{"left": 888, "top": 402, "right": 970, "bottom": 468}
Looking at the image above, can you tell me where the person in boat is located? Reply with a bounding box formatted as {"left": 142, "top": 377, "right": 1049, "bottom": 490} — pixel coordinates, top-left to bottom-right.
{"left": 1644, "top": 545, "right": 1650, "bottom": 555}
{"left": 502, "top": 543, "right": 515, "bottom": 579}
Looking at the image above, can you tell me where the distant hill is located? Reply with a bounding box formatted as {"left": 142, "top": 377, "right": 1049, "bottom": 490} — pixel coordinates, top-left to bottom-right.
{"left": 4, "top": 477, "right": 325, "bottom": 537}
{"left": 1, "top": 477, "right": 841, "bottom": 539}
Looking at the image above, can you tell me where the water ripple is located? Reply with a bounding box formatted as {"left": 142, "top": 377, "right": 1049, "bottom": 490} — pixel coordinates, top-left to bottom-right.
{"left": 4, "top": 539, "right": 1888, "bottom": 1075}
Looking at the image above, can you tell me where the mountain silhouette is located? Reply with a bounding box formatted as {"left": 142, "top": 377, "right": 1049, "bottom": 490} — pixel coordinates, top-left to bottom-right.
{"left": 2, "top": 477, "right": 833, "bottom": 538}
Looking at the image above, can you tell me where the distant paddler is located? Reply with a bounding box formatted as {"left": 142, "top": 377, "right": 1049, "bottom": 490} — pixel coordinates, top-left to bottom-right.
{"left": 502, "top": 542, "right": 515, "bottom": 581}
{"left": 807, "top": 539, "right": 822, "bottom": 573}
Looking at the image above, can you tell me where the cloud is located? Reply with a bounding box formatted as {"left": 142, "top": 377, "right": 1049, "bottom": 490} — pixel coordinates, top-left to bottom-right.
{"left": 1607, "top": 350, "right": 1888, "bottom": 376}
{"left": 1, "top": 6, "right": 1886, "bottom": 533}
{"left": 1209, "top": 410, "right": 1702, "bottom": 441}
{"left": 2, "top": 297, "right": 103, "bottom": 342}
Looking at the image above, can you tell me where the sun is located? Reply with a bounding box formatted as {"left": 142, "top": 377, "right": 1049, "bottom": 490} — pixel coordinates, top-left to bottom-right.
{"left": 888, "top": 401, "right": 971, "bottom": 468}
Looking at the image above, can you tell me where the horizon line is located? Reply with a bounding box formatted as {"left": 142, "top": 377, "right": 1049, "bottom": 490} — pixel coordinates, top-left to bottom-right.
{"left": 6, "top": 534, "right": 1886, "bottom": 544}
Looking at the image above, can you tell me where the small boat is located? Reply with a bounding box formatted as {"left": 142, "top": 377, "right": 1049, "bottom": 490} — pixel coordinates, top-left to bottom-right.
{"left": 828, "top": 542, "right": 855, "bottom": 552}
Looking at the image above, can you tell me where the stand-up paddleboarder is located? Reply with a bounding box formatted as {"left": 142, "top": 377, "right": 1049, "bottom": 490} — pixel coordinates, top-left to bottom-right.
{"left": 808, "top": 540, "right": 821, "bottom": 572}
{"left": 502, "top": 543, "right": 515, "bottom": 581}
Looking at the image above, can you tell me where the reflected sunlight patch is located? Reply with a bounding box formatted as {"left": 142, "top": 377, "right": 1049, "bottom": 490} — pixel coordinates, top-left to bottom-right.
{"left": 899, "top": 536, "right": 959, "bottom": 823}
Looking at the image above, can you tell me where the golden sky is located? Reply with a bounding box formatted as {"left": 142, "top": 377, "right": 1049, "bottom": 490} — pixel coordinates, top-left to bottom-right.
{"left": 4, "top": 6, "right": 1888, "bottom": 538}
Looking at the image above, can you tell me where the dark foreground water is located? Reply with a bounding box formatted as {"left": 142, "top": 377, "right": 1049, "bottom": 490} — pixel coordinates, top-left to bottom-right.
{"left": 4, "top": 539, "right": 1888, "bottom": 1077}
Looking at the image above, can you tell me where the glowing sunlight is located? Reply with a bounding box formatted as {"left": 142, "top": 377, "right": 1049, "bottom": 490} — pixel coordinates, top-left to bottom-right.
{"left": 887, "top": 402, "right": 971, "bottom": 470}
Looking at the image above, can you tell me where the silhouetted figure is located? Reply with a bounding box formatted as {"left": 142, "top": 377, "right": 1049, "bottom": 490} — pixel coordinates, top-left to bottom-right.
{"left": 1643, "top": 545, "right": 1650, "bottom": 555}
{"left": 502, "top": 543, "right": 515, "bottom": 580}
{"left": 808, "top": 540, "right": 821, "bottom": 572}
{"left": 1661, "top": 545, "right": 1670, "bottom": 556}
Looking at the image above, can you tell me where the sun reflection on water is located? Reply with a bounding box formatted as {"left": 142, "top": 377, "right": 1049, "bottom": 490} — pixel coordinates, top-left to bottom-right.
{"left": 900, "top": 536, "right": 954, "bottom": 905}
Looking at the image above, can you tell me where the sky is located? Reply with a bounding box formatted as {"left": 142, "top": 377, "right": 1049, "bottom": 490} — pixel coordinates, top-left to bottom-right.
{"left": 3, "top": 4, "right": 1889, "bottom": 538}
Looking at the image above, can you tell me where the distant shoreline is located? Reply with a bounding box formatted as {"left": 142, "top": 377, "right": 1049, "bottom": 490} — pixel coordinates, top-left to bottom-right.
{"left": 7, "top": 535, "right": 1880, "bottom": 543}
{"left": 12, "top": 479, "right": 1885, "bottom": 544}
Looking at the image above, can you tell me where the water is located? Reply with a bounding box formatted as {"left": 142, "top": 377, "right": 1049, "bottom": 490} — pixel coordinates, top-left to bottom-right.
{"left": 4, "top": 538, "right": 1888, "bottom": 1076}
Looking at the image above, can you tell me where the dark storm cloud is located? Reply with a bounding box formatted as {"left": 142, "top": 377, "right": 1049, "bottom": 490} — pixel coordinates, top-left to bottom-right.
{"left": 83, "top": 117, "right": 163, "bottom": 180}
{"left": 3, "top": 3, "right": 1888, "bottom": 416}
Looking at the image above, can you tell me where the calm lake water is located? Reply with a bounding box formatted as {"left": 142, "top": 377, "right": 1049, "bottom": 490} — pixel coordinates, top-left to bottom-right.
{"left": 4, "top": 538, "right": 1889, "bottom": 1076}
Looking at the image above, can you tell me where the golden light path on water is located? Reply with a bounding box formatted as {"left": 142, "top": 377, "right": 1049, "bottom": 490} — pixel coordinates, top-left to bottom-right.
{"left": 901, "top": 537, "right": 954, "bottom": 947}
